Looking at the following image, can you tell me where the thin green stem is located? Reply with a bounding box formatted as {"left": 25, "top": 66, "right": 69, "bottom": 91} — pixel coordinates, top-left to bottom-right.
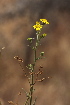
{"left": 30, "top": 48, "right": 36, "bottom": 105}
{"left": 30, "top": 66, "right": 34, "bottom": 105}
{"left": 30, "top": 32, "right": 40, "bottom": 105}
{"left": 34, "top": 49, "right": 36, "bottom": 62}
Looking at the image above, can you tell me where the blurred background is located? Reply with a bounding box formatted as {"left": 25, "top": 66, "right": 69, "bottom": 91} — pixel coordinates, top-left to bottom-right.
{"left": 0, "top": 0, "right": 70, "bottom": 105}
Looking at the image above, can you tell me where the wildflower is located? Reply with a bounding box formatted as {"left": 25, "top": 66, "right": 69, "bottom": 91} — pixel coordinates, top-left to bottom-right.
{"left": 42, "top": 33, "right": 47, "bottom": 37}
{"left": 36, "top": 21, "right": 40, "bottom": 25}
{"left": 33, "top": 21, "right": 43, "bottom": 31}
{"left": 40, "top": 19, "right": 49, "bottom": 24}
{"left": 27, "top": 38, "right": 35, "bottom": 43}
{"left": 40, "top": 33, "right": 47, "bottom": 39}
{"left": 27, "top": 38, "right": 33, "bottom": 40}
{"left": 40, "top": 52, "right": 44, "bottom": 56}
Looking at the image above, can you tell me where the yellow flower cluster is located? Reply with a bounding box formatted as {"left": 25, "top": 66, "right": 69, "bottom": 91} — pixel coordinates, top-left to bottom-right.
{"left": 33, "top": 21, "right": 43, "bottom": 31}
{"left": 33, "top": 19, "right": 49, "bottom": 31}
{"left": 40, "top": 19, "right": 49, "bottom": 24}
{"left": 42, "top": 33, "right": 47, "bottom": 37}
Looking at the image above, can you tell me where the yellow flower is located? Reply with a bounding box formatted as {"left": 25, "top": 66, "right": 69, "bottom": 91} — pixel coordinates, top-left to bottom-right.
{"left": 36, "top": 21, "right": 40, "bottom": 25}
{"left": 40, "top": 33, "right": 47, "bottom": 39}
{"left": 42, "top": 33, "right": 47, "bottom": 37}
{"left": 33, "top": 21, "right": 43, "bottom": 31}
{"left": 40, "top": 19, "right": 49, "bottom": 24}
